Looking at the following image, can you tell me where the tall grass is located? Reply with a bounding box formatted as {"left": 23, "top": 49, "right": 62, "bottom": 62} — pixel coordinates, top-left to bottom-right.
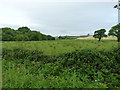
{"left": 2, "top": 40, "right": 118, "bottom": 55}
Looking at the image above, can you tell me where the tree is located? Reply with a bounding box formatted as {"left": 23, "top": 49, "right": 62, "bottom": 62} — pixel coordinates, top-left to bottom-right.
{"left": 87, "top": 34, "right": 90, "bottom": 36}
{"left": 93, "top": 29, "right": 107, "bottom": 41}
{"left": 113, "top": 1, "right": 120, "bottom": 42}
{"left": 18, "top": 26, "right": 31, "bottom": 34}
{"left": 2, "top": 27, "right": 16, "bottom": 41}
{"left": 46, "top": 35, "right": 55, "bottom": 40}
{"left": 2, "top": 27, "right": 55, "bottom": 41}
{"left": 108, "top": 24, "right": 120, "bottom": 42}
{"left": 27, "top": 31, "right": 42, "bottom": 41}
{"left": 14, "top": 35, "right": 29, "bottom": 41}
{"left": 58, "top": 36, "right": 66, "bottom": 39}
{"left": 114, "top": 0, "right": 120, "bottom": 8}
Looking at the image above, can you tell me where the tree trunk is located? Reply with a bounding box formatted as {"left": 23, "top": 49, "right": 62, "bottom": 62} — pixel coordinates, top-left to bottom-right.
{"left": 117, "top": 36, "right": 120, "bottom": 42}
{"left": 98, "top": 38, "right": 101, "bottom": 42}
{"left": 118, "top": 27, "right": 120, "bottom": 42}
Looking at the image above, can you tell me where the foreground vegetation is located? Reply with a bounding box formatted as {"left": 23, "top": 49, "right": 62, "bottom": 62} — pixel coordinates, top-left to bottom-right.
{"left": 2, "top": 40, "right": 120, "bottom": 88}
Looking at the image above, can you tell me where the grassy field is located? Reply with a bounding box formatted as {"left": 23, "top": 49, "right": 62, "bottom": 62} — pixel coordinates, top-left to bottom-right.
{"left": 2, "top": 39, "right": 120, "bottom": 88}
{"left": 2, "top": 39, "right": 118, "bottom": 55}
{"left": 77, "top": 36, "right": 117, "bottom": 40}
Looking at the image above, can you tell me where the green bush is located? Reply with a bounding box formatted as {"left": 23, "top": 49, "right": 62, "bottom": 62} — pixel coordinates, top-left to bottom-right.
{"left": 2, "top": 48, "right": 49, "bottom": 63}
{"left": 2, "top": 46, "right": 120, "bottom": 88}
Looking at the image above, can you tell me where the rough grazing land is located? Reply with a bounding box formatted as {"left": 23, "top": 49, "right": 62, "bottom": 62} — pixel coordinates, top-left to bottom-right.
{"left": 2, "top": 40, "right": 120, "bottom": 88}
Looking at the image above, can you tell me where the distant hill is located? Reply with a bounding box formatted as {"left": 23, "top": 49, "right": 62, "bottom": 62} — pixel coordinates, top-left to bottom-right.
{"left": 2, "top": 27, "right": 55, "bottom": 41}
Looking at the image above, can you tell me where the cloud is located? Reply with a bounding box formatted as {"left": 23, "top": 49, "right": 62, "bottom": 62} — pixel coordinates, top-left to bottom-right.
{"left": 0, "top": 1, "right": 118, "bottom": 36}
{"left": 0, "top": 3, "right": 43, "bottom": 29}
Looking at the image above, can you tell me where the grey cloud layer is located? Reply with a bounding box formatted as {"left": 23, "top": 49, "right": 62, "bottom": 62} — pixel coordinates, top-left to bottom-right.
{"left": 1, "top": 2, "right": 118, "bottom": 36}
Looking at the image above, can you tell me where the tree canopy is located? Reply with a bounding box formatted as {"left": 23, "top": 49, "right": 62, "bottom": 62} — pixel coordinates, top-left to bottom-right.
{"left": 108, "top": 24, "right": 120, "bottom": 42}
{"left": 93, "top": 29, "right": 107, "bottom": 41}
{"left": 2, "top": 27, "right": 55, "bottom": 41}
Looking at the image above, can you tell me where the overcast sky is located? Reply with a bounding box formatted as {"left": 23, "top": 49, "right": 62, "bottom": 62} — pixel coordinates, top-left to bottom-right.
{"left": 0, "top": 0, "right": 118, "bottom": 36}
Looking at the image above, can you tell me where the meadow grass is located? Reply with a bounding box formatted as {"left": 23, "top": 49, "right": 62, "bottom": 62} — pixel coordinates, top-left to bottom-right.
{"left": 2, "top": 39, "right": 118, "bottom": 56}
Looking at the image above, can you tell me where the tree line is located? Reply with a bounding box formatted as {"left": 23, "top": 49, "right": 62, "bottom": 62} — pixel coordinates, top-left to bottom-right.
{"left": 56, "top": 24, "right": 120, "bottom": 42}
{"left": 93, "top": 24, "right": 120, "bottom": 42}
{"left": 1, "top": 24, "right": 120, "bottom": 42}
{"left": 1, "top": 27, "right": 55, "bottom": 41}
